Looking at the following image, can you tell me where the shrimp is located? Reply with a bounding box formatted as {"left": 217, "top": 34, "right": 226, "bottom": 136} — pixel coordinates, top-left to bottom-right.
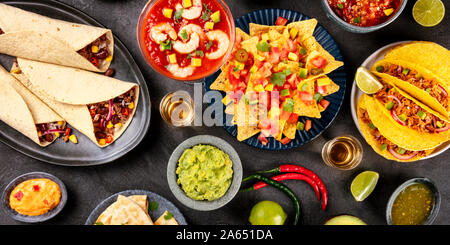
{"left": 205, "top": 30, "right": 230, "bottom": 60}
{"left": 175, "top": 0, "right": 202, "bottom": 20}
{"left": 173, "top": 24, "right": 203, "bottom": 54}
{"left": 165, "top": 64, "right": 195, "bottom": 78}
{"left": 150, "top": 23, "right": 177, "bottom": 44}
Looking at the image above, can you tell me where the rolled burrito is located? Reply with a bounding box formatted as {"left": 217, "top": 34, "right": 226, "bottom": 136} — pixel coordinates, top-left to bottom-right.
{"left": 0, "top": 65, "right": 65, "bottom": 146}
{"left": 0, "top": 3, "right": 114, "bottom": 72}
{"left": 11, "top": 58, "right": 139, "bottom": 147}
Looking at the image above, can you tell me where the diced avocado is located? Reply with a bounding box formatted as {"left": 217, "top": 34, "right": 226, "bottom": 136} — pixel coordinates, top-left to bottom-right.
{"left": 211, "top": 11, "right": 221, "bottom": 23}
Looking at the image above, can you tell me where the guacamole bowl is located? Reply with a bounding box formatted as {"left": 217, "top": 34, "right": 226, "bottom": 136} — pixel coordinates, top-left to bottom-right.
{"left": 167, "top": 135, "right": 242, "bottom": 211}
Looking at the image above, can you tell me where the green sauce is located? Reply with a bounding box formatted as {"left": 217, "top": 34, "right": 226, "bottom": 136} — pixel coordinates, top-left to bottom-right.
{"left": 176, "top": 144, "right": 233, "bottom": 201}
{"left": 391, "top": 183, "right": 434, "bottom": 225}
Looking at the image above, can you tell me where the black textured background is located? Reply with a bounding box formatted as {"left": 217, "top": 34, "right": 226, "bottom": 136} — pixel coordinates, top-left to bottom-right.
{"left": 0, "top": 0, "right": 448, "bottom": 225}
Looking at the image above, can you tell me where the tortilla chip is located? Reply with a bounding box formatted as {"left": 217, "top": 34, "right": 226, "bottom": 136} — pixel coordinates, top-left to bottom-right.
{"left": 211, "top": 63, "right": 233, "bottom": 92}
{"left": 294, "top": 80, "right": 321, "bottom": 118}
{"left": 283, "top": 121, "right": 297, "bottom": 139}
{"left": 236, "top": 27, "right": 251, "bottom": 41}
{"left": 154, "top": 210, "right": 179, "bottom": 225}
{"left": 249, "top": 23, "right": 285, "bottom": 36}
{"left": 234, "top": 97, "right": 260, "bottom": 141}
{"left": 287, "top": 19, "right": 318, "bottom": 39}
{"left": 240, "top": 36, "right": 259, "bottom": 55}
{"left": 316, "top": 76, "right": 340, "bottom": 96}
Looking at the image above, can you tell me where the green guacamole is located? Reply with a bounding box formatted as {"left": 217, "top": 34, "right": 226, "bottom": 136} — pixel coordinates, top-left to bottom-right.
{"left": 176, "top": 144, "right": 233, "bottom": 201}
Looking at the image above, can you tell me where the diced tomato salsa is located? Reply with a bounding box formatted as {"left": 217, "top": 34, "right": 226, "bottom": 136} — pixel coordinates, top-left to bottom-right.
{"left": 327, "top": 0, "right": 402, "bottom": 27}
{"left": 141, "top": 0, "right": 233, "bottom": 80}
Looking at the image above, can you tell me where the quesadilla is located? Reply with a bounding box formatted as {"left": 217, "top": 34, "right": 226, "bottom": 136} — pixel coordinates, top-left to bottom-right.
{"left": 11, "top": 58, "right": 138, "bottom": 147}
{"left": 95, "top": 195, "right": 153, "bottom": 225}
{"left": 0, "top": 65, "right": 65, "bottom": 146}
{"left": 0, "top": 3, "right": 113, "bottom": 72}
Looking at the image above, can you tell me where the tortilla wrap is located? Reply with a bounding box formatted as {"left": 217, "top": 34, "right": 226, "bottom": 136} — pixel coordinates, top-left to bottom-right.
{"left": 0, "top": 3, "right": 113, "bottom": 72}
{"left": 384, "top": 41, "right": 450, "bottom": 83}
{"left": 371, "top": 59, "right": 449, "bottom": 121}
{"left": 364, "top": 95, "right": 449, "bottom": 151}
{"left": 357, "top": 95, "right": 433, "bottom": 162}
{"left": 11, "top": 58, "right": 139, "bottom": 147}
{"left": 0, "top": 65, "right": 63, "bottom": 146}
{"left": 95, "top": 195, "right": 153, "bottom": 225}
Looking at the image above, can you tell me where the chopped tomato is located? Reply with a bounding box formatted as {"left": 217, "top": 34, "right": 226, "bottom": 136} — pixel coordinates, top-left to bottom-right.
{"left": 286, "top": 74, "right": 298, "bottom": 88}
{"left": 89, "top": 109, "right": 96, "bottom": 117}
{"left": 280, "top": 48, "right": 289, "bottom": 60}
{"left": 275, "top": 16, "right": 288, "bottom": 26}
{"left": 287, "top": 113, "right": 299, "bottom": 124}
{"left": 299, "top": 91, "right": 313, "bottom": 102}
{"left": 280, "top": 137, "right": 291, "bottom": 145}
{"left": 280, "top": 110, "right": 291, "bottom": 120}
{"left": 319, "top": 99, "right": 330, "bottom": 110}
{"left": 105, "top": 135, "right": 114, "bottom": 144}
{"left": 258, "top": 133, "right": 269, "bottom": 146}
{"left": 14, "top": 191, "right": 23, "bottom": 201}
{"left": 33, "top": 185, "right": 40, "bottom": 191}
{"left": 316, "top": 85, "right": 327, "bottom": 95}
{"left": 122, "top": 108, "right": 129, "bottom": 117}
{"left": 228, "top": 65, "right": 239, "bottom": 85}
{"left": 286, "top": 39, "right": 296, "bottom": 52}
{"left": 305, "top": 119, "right": 312, "bottom": 131}
{"left": 311, "top": 56, "right": 327, "bottom": 69}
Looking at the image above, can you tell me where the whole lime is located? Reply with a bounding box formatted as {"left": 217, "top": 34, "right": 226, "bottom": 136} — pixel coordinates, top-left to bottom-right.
{"left": 249, "top": 200, "right": 287, "bottom": 225}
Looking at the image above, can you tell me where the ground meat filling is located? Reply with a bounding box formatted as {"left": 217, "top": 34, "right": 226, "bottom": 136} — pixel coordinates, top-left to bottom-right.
{"left": 36, "top": 122, "right": 65, "bottom": 143}
{"left": 374, "top": 84, "right": 448, "bottom": 134}
{"left": 88, "top": 88, "right": 136, "bottom": 145}
{"left": 0, "top": 28, "right": 4, "bottom": 35}
{"left": 380, "top": 64, "right": 448, "bottom": 110}
{"left": 359, "top": 108, "right": 427, "bottom": 157}
{"left": 77, "top": 34, "right": 111, "bottom": 68}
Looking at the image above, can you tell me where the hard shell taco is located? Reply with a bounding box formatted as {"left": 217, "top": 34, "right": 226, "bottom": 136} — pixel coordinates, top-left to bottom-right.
{"left": 11, "top": 58, "right": 139, "bottom": 148}
{"left": 0, "top": 3, "right": 114, "bottom": 72}
{"left": 365, "top": 83, "right": 449, "bottom": 151}
{"left": 357, "top": 95, "right": 434, "bottom": 162}
{"left": 371, "top": 59, "right": 449, "bottom": 121}
{"left": 0, "top": 65, "right": 65, "bottom": 146}
{"left": 384, "top": 41, "right": 450, "bottom": 83}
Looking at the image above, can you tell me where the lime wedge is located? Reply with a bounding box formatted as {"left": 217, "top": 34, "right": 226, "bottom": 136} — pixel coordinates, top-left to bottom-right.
{"left": 413, "top": 0, "right": 445, "bottom": 27}
{"left": 355, "top": 67, "right": 383, "bottom": 94}
{"left": 350, "top": 171, "right": 379, "bottom": 202}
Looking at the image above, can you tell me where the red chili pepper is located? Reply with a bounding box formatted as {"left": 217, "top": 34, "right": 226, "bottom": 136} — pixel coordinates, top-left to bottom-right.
{"left": 257, "top": 164, "right": 328, "bottom": 210}
{"left": 90, "top": 57, "right": 99, "bottom": 66}
{"left": 14, "top": 191, "right": 24, "bottom": 201}
{"left": 248, "top": 173, "right": 321, "bottom": 201}
{"left": 121, "top": 108, "right": 129, "bottom": 117}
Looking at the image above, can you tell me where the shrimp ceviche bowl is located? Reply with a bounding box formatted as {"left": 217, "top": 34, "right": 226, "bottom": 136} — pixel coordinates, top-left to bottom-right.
{"left": 137, "top": 0, "right": 235, "bottom": 81}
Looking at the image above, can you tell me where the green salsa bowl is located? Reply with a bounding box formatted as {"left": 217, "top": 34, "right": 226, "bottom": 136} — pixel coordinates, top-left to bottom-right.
{"left": 386, "top": 177, "right": 441, "bottom": 225}
{"left": 167, "top": 135, "right": 242, "bottom": 211}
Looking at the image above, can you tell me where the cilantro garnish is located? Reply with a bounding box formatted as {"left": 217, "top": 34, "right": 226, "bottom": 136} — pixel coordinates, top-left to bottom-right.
{"left": 164, "top": 212, "right": 174, "bottom": 220}
{"left": 160, "top": 39, "right": 172, "bottom": 51}
{"left": 270, "top": 72, "right": 286, "bottom": 86}
{"left": 353, "top": 16, "right": 361, "bottom": 24}
{"left": 206, "top": 40, "right": 213, "bottom": 50}
{"left": 202, "top": 3, "right": 211, "bottom": 21}
{"left": 180, "top": 29, "right": 189, "bottom": 40}
{"left": 195, "top": 50, "right": 204, "bottom": 57}
{"left": 175, "top": 8, "right": 183, "bottom": 23}
{"left": 149, "top": 201, "right": 159, "bottom": 212}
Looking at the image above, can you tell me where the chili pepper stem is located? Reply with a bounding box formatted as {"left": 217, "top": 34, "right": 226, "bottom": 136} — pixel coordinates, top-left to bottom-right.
{"left": 255, "top": 167, "right": 280, "bottom": 174}
{"left": 239, "top": 187, "right": 255, "bottom": 193}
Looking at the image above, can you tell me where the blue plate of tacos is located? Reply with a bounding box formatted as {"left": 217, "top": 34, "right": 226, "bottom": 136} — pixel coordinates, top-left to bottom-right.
{"left": 204, "top": 9, "right": 346, "bottom": 150}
